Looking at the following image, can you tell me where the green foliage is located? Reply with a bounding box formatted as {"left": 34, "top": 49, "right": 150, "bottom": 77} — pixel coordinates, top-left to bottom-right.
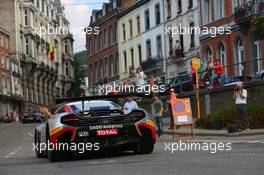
{"left": 197, "top": 105, "right": 264, "bottom": 130}
{"left": 73, "top": 51, "right": 86, "bottom": 97}
{"left": 253, "top": 16, "right": 264, "bottom": 40}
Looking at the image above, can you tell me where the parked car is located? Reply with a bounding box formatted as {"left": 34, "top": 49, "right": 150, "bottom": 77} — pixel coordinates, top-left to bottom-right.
{"left": 256, "top": 70, "right": 264, "bottom": 80}
{"left": 22, "top": 112, "right": 44, "bottom": 123}
{"left": 167, "top": 74, "right": 194, "bottom": 93}
{"left": 224, "top": 75, "right": 252, "bottom": 87}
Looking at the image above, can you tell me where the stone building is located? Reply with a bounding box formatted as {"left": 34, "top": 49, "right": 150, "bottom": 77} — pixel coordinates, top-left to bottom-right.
{"left": 199, "top": 0, "right": 264, "bottom": 77}
{"left": 86, "top": 0, "right": 121, "bottom": 95}
{"left": 118, "top": 0, "right": 166, "bottom": 83}
{"left": 0, "top": 0, "right": 74, "bottom": 115}
{"left": 164, "top": 0, "right": 200, "bottom": 82}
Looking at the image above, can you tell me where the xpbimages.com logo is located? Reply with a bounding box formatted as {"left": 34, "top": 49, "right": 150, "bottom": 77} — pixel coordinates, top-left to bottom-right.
{"left": 32, "top": 141, "right": 100, "bottom": 154}
{"left": 98, "top": 82, "right": 166, "bottom": 95}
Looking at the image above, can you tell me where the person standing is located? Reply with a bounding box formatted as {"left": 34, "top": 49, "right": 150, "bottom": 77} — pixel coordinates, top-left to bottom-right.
{"left": 166, "top": 89, "right": 177, "bottom": 129}
{"left": 151, "top": 94, "right": 164, "bottom": 137}
{"left": 135, "top": 68, "right": 145, "bottom": 86}
{"left": 233, "top": 82, "right": 249, "bottom": 131}
{"left": 212, "top": 59, "right": 225, "bottom": 87}
{"left": 123, "top": 95, "right": 139, "bottom": 114}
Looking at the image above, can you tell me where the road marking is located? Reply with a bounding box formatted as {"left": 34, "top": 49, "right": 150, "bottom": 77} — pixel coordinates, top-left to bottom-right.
{"left": 189, "top": 140, "right": 264, "bottom": 144}
{"left": 4, "top": 147, "right": 22, "bottom": 159}
{"left": 28, "top": 132, "right": 33, "bottom": 137}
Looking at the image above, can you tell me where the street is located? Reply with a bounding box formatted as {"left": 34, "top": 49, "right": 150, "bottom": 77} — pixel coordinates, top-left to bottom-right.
{"left": 0, "top": 123, "right": 263, "bottom": 175}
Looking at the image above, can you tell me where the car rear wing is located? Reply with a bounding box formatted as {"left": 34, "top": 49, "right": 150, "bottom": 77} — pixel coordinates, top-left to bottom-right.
{"left": 55, "top": 93, "right": 152, "bottom": 105}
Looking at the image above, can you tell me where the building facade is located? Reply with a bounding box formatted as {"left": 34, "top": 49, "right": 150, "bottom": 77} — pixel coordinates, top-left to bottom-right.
{"left": 164, "top": 0, "right": 200, "bottom": 82}
{"left": 118, "top": 0, "right": 166, "bottom": 83}
{"left": 0, "top": 0, "right": 74, "bottom": 116}
{"left": 0, "top": 28, "right": 16, "bottom": 117}
{"left": 200, "top": 0, "right": 264, "bottom": 77}
{"left": 86, "top": 0, "right": 121, "bottom": 95}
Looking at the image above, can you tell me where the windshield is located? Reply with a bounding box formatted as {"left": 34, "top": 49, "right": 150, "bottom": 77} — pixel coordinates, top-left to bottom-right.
{"left": 68, "top": 101, "right": 121, "bottom": 113}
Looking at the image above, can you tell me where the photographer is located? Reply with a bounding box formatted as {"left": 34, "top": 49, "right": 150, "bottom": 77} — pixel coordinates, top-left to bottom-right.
{"left": 233, "top": 82, "right": 249, "bottom": 131}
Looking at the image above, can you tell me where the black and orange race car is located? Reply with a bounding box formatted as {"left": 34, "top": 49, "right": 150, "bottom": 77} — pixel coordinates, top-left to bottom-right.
{"left": 34, "top": 94, "right": 157, "bottom": 161}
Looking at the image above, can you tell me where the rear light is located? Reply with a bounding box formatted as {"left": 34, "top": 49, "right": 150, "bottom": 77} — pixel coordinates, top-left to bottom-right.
{"left": 61, "top": 115, "right": 80, "bottom": 126}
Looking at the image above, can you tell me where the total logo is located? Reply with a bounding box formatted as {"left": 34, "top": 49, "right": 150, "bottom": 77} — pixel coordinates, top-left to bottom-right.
{"left": 97, "top": 129, "right": 118, "bottom": 136}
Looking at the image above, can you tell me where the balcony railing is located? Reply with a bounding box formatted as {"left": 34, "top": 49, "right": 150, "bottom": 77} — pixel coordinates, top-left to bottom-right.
{"left": 141, "top": 56, "right": 163, "bottom": 73}
{"left": 234, "top": 0, "right": 264, "bottom": 24}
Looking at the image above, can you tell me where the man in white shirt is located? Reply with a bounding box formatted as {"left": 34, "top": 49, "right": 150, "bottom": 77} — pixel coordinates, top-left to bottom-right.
{"left": 123, "top": 95, "right": 139, "bottom": 114}
{"left": 233, "top": 82, "right": 249, "bottom": 130}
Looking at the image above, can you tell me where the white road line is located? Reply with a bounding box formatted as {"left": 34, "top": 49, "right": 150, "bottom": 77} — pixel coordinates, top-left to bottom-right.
{"left": 4, "top": 147, "right": 22, "bottom": 159}
{"left": 28, "top": 132, "right": 33, "bottom": 137}
{"left": 188, "top": 140, "right": 264, "bottom": 144}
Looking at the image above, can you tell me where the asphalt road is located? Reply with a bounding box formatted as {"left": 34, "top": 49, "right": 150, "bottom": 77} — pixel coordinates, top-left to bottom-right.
{"left": 0, "top": 122, "right": 263, "bottom": 175}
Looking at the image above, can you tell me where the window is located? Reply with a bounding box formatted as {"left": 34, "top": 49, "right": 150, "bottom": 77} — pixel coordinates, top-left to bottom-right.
{"left": 188, "top": 0, "right": 193, "bottom": 9}
{"left": 155, "top": 3, "right": 161, "bottom": 25}
{"left": 167, "top": 0, "right": 171, "bottom": 19}
{"left": 89, "top": 64, "right": 93, "bottom": 82}
{"left": 95, "top": 62, "right": 98, "bottom": 81}
{"left": 136, "top": 16, "right": 141, "bottom": 34}
{"left": 110, "top": 55, "right": 114, "bottom": 76}
{"left": 115, "top": 53, "right": 119, "bottom": 74}
{"left": 235, "top": 38, "right": 244, "bottom": 76}
{"left": 64, "top": 41, "right": 68, "bottom": 53}
{"left": 100, "top": 60, "right": 103, "bottom": 79}
{"left": 0, "top": 36, "right": 3, "bottom": 47}
{"left": 205, "top": 47, "right": 213, "bottom": 61}
{"left": 233, "top": 0, "right": 242, "bottom": 9}
{"left": 253, "top": 41, "right": 261, "bottom": 74}
{"left": 25, "top": 37, "right": 29, "bottom": 55}
{"left": 104, "top": 29, "right": 107, "bottom": 47}
{"left": 156, "top": 35, "right": 162, "bottom": 57}
{"left": 105, "top": 57, "right": 108, "bottom": 77}
{"left": 108, "top": 26, "right": 112, "bottom": 45}
{"left": 216, "top": 0, "right": 225, "bottom": 19}
{"left": 190, "top": 22, "right": 195, "bottom": 48}
{"left": 146, "top": 40, "right": 151, "bottom": 58}
{"left": 124, "top": 51, "right": 127, "bottom": 72}
{"left": 122, "top": 24, "right": 126, "bottom": 41}
{"left": 145, "top": 10, "right": 150, "bottom": 30}
{"left": 177, "top": 0, "right": 182, "bottom": 14}
{"left": 65, "top": 62, "right": 69, "bottom": 76}
{"left": 129, "top": 20, "right": 133, "bottom": 37}
{"left": 24, "top": 9, "right": 28, "bottom": 26}
{"left": 138, "top": 45, "right": 142, "bottom": 64}
{"left": 204, "top": 0, "right": 211, "bottom": 24}
{"left": 130, "top": 48, "right": 134, "bottom": 69}
{"left": 169, "top": 32, "right": 173, "bottom": 55}
{"left": 218, "top": 42, "right": 226, "bottom": 74}
{"left": 180, "top": 34, "right": 184, "bottom": 49}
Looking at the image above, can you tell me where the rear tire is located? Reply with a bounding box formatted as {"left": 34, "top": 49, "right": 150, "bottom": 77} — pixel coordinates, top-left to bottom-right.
{"left": 34, "top": 131, "right": 44, "bottom": 158}
{"left": 134, "top": 141, "right": 154, "bottom": 154}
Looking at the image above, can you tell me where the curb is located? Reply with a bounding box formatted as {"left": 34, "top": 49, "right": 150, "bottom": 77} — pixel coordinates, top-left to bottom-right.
{"left": 164, "top": 130, "right": 264, "bottom": 137}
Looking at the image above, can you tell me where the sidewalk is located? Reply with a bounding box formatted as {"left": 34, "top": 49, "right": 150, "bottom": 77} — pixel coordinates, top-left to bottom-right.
{"left": 162, "top": 117, "right": 264, "bottom": 137}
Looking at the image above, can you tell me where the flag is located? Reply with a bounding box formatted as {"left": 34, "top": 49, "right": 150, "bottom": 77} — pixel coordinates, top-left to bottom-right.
{"left": 49, "top": 44, "right": 55, "bottom": 62}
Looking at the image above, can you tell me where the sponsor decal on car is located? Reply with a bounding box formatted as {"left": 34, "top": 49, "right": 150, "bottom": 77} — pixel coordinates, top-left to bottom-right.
{"left": 89, "top": 124, "right": 123, "bottom": 130}
{"left": 96, "top": 129, "right": 118, "bottom": 136}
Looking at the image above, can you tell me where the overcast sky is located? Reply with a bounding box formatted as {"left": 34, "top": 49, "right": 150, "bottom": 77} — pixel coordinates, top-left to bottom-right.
{"left": 61, "top": 0, "right": 109, "bottom": 54}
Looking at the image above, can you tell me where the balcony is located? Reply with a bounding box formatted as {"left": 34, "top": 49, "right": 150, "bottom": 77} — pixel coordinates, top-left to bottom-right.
{"left": 234, "top": 0, "right": 264, "bottom": 24}
{"left": 140, "top": 56, "right": 164, "bottom": 74}
{"left": 167, "top": 48, "right": 184, "bottom": 64}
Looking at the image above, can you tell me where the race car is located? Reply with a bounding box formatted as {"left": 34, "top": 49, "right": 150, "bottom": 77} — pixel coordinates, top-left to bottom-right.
{"left": 34, "top": 95, "right": 157, "bottom": 162}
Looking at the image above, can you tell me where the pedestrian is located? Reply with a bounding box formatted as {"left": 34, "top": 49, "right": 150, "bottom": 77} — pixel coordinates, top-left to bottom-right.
{"left": 151, "top": 94, "right": 164, "bottom": 137}
{"left": 233, "top": 82, "right": 250, "bottom": 131}
{"left": 123, "top": 95, "right": 139, "bottom": 114}
{"left": 135, "top": 67, "right": 145, "bottom": 86}
{"left": 212, "top": 59, "right": 224, "bottom": 87}
{"left": 166, "top": 89, "right": 177, "bottom": 129}
{"left": 148, "top": 74, "right": 157, "bottom": 92}
{"left": 204, "top": 58, "right": 213, "bottom": 87}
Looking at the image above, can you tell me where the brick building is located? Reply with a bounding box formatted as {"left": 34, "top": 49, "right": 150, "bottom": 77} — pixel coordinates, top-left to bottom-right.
{"left": 86, "top": 0, "right": 121, "bottom": 95}
{"left": 200, "top": 0, "right": 264, "bottom": 77}
{"left": 0, "top": 28, "right": 19, "bottom": 118}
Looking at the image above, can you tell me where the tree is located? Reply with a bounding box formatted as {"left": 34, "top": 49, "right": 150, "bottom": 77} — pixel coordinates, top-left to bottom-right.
{"left": 253, "top": 16, "right": 264, "bottom": 40}
{"left": 73, "top": 51, "right": 86, "bottom": 97}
